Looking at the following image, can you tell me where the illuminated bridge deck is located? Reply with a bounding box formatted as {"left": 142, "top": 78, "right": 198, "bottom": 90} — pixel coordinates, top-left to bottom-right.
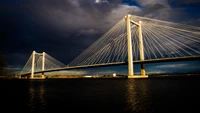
{"left": 21, "top": 56, "right": 200, "bottom": 76}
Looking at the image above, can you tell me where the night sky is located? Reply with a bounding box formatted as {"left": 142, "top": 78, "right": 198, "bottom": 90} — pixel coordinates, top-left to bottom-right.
{"left": 1, "top": 0, "right": 200, "bottom": 75}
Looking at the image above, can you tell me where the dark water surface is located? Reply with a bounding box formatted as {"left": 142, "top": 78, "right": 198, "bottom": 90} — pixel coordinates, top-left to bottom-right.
{"left": 0, "top": 77, "right": 200, "bottom": 113}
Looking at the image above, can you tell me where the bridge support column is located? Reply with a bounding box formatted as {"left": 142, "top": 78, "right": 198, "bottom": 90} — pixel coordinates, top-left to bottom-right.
{"left": 126, "top": 14, "right": 134, "bottom": 78}
{"left": 138, "top": 21, "right": 146, "bottom": 76}
{"left": 31, "top": 51, "right": 36, "bottom": 79}
{"left": 42, "top": 52, "right": 45, "bottom": 79}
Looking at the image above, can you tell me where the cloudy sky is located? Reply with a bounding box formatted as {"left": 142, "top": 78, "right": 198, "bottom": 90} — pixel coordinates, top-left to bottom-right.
{"left": 1, "top": 0, "right": 200, "bottom": 75}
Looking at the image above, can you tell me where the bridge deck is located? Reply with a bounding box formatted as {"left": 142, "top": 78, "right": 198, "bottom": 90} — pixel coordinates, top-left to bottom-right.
{"left": 20, "top": 56, "right": 200, "bottom": 75}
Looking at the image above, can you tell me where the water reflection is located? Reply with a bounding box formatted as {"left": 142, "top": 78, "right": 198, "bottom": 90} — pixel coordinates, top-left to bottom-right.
{"left": 126, "top": 79, "right": 152, "bottom": 113}
{"left": 28, "top": 80, "right": 47, "bottom": 112}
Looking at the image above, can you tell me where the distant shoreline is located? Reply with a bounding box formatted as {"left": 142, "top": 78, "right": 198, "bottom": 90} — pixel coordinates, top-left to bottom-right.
{"left": 1, "top": 73, "right": 200, "bottom": 79}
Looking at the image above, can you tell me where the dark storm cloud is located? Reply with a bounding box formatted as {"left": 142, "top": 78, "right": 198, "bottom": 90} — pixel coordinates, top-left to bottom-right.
{"left": 1, "top": 1, "right": 139, "bottom": 56}
{"left": 27, "top": 0, "right": 118, "bottom": 33}
{"left": 0, "top": 0, "right": 129, "bottom": 69}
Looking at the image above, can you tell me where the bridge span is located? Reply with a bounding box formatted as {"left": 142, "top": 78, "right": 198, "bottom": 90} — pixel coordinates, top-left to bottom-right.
{"left": 20, "top": 55, "right": 200, "bottom": 76}
{"left": 19, "top": 14, "right": 200, "bottom": 79}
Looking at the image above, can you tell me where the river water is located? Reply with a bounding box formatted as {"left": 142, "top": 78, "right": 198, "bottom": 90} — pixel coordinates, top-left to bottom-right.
{"left": 0, "top": 76, "right": 200, "bottom": 113}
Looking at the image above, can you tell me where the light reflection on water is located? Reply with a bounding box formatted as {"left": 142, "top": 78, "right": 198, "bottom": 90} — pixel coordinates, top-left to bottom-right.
{"left": 126, "top": 79, "right": 152, "bottom": 113}
{"left": 28, "top": 80, "right": 47, "bottom": 112}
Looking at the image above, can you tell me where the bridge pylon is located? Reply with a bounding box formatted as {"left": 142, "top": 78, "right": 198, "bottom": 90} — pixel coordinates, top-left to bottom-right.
{"left": 126, "top": 14, "right": 148, "bottom": 78}
{"left": 31, "top": 51, "right": 36, "bottom": 79}
{"left": 20, "top": 50, "right": 66, "bottom": 78}
{"left": 30, "top": 51, "right": 46, "bottom": 79}
{"left": 138, "top": 21, "right": 146, "bottom": 76}
{"left": 126, "top": 14, "right": 134, "bottom": 78}
{"left": 42, "top": 52, "right": 45, "bottom": 79}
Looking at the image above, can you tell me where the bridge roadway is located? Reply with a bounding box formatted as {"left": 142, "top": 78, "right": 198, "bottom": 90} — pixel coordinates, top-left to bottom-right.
{"left": 21, "top": 56, "right": 200, "bottom": 76}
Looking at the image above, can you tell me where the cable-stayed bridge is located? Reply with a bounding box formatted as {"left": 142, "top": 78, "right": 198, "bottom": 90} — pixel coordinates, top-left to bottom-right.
{"left": 19, "top": 14, "right": 200, "bottom": 79}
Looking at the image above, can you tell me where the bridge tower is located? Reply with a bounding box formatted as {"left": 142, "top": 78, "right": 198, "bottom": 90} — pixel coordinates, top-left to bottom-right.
{"left": 31, "top": 51, "right": 36, "bottom": 79}
{"left": 125, "top": 14, "right": 147, "bottom": 78}
{"left": 138, "top": 21, "right": 146, "bottom": 76}
{"left": 126, "top": 14, "right": 134, "bottom": 78}
{"left": 31, "top": 51, "right": 46, "bottom": 79}
{"left": 42, "top": 52, "right": 45, "bottom": 78}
